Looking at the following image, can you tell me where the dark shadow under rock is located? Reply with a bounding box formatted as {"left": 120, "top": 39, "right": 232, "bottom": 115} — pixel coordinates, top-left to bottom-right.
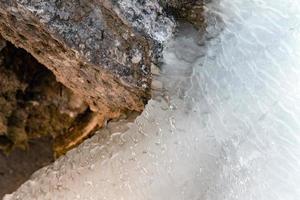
{"left": 0, "top": 137, "right": 53, "bottom": 198}
{"left": 0, "top": 42, "right": 90, "bottom": 154}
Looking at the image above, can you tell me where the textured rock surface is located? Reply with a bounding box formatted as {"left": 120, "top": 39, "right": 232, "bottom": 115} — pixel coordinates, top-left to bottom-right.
{"left": 0, "top": 35, "right": 6, "bottom": 51}
{"left": 0, "top": 42, "right": 88, "bottom": 153}
{"left": 162, "top": 0, "right": 205, "bottom": 29}
{"left": 0, "top": 0, "right": 175, "bottom": 115}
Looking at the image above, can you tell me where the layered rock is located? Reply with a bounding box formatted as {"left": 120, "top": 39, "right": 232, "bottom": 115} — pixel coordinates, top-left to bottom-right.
{"left": 0, "top": 42, "right": 90, "bottom": 154}
{"left": 0, "top": 0, "right": 175, "bottom": 115}
{"left": 0, "top": 0, "right": 207, "bottom": 155}
{"left": 0, "top": 35, "right": 6, "bottom": 51}
{"left": 0, "top": 0, "right": 177, "bottom": 155}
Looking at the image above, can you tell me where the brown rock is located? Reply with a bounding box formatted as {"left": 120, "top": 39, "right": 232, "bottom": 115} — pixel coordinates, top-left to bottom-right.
{"left": 0, "top": 35, "right": 6, "bottom": 51}
{"left": 0, "top": 0, "right": 175, "bottom": 115}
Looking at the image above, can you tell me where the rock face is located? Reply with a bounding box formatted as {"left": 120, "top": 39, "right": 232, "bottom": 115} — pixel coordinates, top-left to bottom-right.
{"left": 0, "top": 0, "right": 206, "bottom": 156}
{"left": 0, "top": 42, "right": 89, "bottom": 154}
{"left": 0, "top": 0, "right": 175, "bottom": 116}
{"left": 162, "top": 0, "right": 205, "bottom": 29}
{"left": 0, "top": 35, "right": 6, "bottom": 51}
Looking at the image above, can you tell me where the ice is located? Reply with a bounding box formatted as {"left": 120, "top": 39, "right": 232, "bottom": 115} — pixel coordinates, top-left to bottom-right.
{"left": 4, "top": 0, "right": 300, "bottom": 199}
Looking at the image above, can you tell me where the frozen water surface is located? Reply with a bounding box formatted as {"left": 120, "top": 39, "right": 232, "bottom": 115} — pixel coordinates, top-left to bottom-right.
{"left": 4, "top": 0, "right": 300, "bottom": 199}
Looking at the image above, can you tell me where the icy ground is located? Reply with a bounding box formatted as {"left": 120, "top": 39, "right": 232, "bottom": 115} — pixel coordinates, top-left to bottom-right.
{"left": 4, "top": 0, "right": 300, "bottom": 199}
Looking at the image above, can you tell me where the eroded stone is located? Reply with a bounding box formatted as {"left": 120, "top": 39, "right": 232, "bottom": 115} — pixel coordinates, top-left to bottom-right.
{"left": 0, "top": 0, "right": 175, "bottom": 115}
{"left": 0, "top": 42, "right": 89, "bottom": 154}
{"left": 0, "top": 35, "right": 6, "bottom": 51}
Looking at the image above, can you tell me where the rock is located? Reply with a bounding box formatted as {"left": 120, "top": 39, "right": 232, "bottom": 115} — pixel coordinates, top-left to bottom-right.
{"left": 0, "top": 42, "right": 90, "bottom": 154}
{"left": 151, "top": 80, "right": 163, "bottom": 90}
{"left": 0, "top": 0, "right": 175, "bottom": 117}
{"left": 0, "top": 0, "right": 209, "bottom": 156}
{"left": 163, "top": 0, "right": 205, "bottom": 30}
{"left": 151, "top": 63, "right": 161, "bottom": 76}
{"left": 0, "top": 35, "right": 6, "bottom": 52}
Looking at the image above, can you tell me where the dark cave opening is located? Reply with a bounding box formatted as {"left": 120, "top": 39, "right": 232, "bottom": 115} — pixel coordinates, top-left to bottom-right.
{"left": 0, "top": 40, "right": 89, "bottom": 197}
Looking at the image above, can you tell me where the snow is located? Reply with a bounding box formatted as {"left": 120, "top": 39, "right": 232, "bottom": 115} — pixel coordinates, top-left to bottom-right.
{"left": 4, "top": 0, "right": 300, "bottom": 199}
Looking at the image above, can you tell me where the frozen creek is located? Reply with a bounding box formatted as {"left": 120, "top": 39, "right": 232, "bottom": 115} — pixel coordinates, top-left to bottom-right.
{"left": 4, "top": 0, "right": 300, "bottom": 199}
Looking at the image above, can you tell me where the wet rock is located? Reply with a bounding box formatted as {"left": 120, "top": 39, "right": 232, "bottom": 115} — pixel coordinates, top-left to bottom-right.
{"left": 163, "top": 0, "right": 205, "bottom": 30}
{"left": 0, "top": 0, "right": 209, "bottom": 156}
{"left": 0, "top": 0, "right": 175, "bottom": 117}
